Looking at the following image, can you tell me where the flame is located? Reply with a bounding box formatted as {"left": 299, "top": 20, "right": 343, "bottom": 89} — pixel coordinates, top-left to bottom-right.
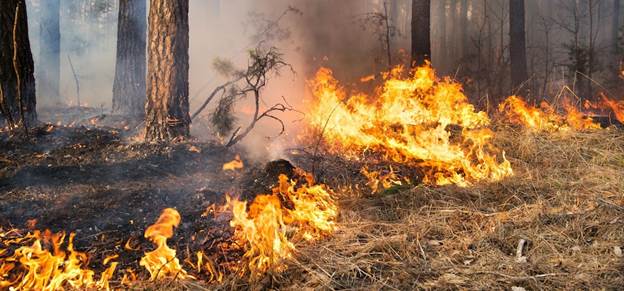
{"left": 360, "top": 74, "right": 376, "bottom": 83}
{"left": 226, "top": 172, "right": 338, "bottom": 277}
{"left": 498, "top": 96, "right": 600, "bottom": 131}
{"left": 223, "top": 155, "right": 244, "bottom": 171}
{"left": 306, "top": 64, "right": 512, "bottom": 186}
{"left": 0, "top": 230, "right": 117, "bottom": 290}
{"left": 361, "top": 166, "right": 403, "bottom": 193}
{"left": 600, "top": 95, "right": 624, "bottom": 123}
{"left": 139, "top": 208, "right": 189, "bottom": 280}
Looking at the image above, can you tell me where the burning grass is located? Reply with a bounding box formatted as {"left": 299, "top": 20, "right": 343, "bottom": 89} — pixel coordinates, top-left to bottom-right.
{"left": 272, "top": 127, "right": 624, "bottom": 290}
{"left": 1, "top": 64, "right": 623, "bottom": 289}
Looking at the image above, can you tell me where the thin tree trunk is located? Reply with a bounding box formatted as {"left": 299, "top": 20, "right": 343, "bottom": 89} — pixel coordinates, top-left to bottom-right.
{"left": 0, "top": 0, "right": 36, "bottom": 127}
{"left": 613, "top": 0, "right": 621, "bottom": 56}
{"left": 509, "top": 0, "right": 529, "bottom": 93}
{"left": 460, "top": 0, "right": 469, "bottom": 59}
{"left": 437, "top": 0, "right": 447, "bottom": 72}
{"left": 145, "top": 0, "right": 190, "bottom": 141}
{"left": 38, "top": 0, "right": 60, "bottom": 103}
{"left": 113, "top": 0, "right": 147, "bottom": 118}
{"left": 411, "top": 0, "right": 431, "bottom": 66}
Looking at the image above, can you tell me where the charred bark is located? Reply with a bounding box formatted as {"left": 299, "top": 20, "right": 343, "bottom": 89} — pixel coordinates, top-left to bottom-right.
{"left": 0, "top": 0, "right": 36, "bottom": 127}
{"left": 145, "top": 0, "right": 190, "bottom": 141}
{"left": 113, "top": 0, "right": 147, "bottom": 118}
{"left": 411, "top": 0, "right": 431, "bottom": 66}
{"left": 38, "top": 0, "right": 60, "bottom": 103}
{"left": 509, "top": 0, "right": 529, "bottom": 92}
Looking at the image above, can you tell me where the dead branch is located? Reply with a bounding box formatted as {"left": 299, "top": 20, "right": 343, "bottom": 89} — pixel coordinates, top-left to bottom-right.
{"left": 67, "top": 55, "right": 80, "bottom": 107}
{"left": 191, "top": 77, "right": 242, "bottom": 121}
{"left": 210, "top": 47, "right": 295, "bottom": 148}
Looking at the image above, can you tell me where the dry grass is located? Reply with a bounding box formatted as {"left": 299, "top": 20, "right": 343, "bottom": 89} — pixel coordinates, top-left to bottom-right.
{"left": 129, "top": 127, "right": 624, "bottom": 290}
{"left": 208, "top": 127, "right": 624, "bottom": 290}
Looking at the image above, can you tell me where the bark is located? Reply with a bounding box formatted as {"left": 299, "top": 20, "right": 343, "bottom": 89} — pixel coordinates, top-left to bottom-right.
{"left": 437, "top": 0, "right": 447, "bottom": 72}
{"left": 113, "top": 0, "right": 147, "bottom": 118}
{"left": 411, "top": 0, "right": 431, "bottom": 66}
{"left": 38, "top": 0, "right": 60, "bottom": 103}
{"left": 145, "top": 0, "right": 190, "bottom": 141}
{"left": 613, "top": 0, "right": 620, "bottom": 56}
{"left": 0, "top": 0, "right": 36, "bottom": 127}
{"left": 460, "top": 0, "right": 469, "bottom": 58}
{"left": 509, "top": 0, "right": 529, "bottom": 92}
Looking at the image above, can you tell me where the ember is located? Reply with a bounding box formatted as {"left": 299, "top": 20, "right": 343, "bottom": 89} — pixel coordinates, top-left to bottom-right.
{"left": 223, "top": 155, "right": 244, "bottom": 171}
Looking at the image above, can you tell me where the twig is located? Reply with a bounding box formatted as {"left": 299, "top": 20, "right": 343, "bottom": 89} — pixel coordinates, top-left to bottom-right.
{"left": 67, "top": 55, "right": 80, "bottom": 107}
{"left": 474, "top": 271, "right": 565, "bottom": 281}
{"left": 311, "top": 104, "right": 339, "bottom": 177}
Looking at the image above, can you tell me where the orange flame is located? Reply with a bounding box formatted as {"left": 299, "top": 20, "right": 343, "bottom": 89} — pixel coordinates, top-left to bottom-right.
{"left": 498, "top": 96, "right": 600, "bottom": 131}
{"left": 600, "top": 95, "right": 624, "bottom": 123}
{"left": 361, "top": 166, "right": 403, "bottom": 193}
{"left": 0, "top": 230, "right": 117, "bottom": 290}
{"left": 306, "top": 64, "right": 512, "bottom": 186}
{"left": 222, "top": 155, "right": 244, "bottom": 171}
{"left": 226, "top": 172, "right": 338, "bottom": 277}
{"left": 139, "top": 208, "right": 189, "bottom": 280}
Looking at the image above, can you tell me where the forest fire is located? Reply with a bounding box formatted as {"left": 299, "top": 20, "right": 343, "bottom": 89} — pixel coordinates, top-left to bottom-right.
{"left": 226, "top": 172, "right": 338, "bottom": 277}
{"left": 3, "top": 0, "right": 624, "bottom": 289}
{"left": 139, "top": 208, "right": 189, "bottom": 281}
{"left": 0, "top": 229, "right": 117, "bottom": 290}
{"left": 307, "top": 64, "right": 513, "bottom": 186}
{"left": 497, "top": 96, "right": 601, "bottom": 131}
{"left": 0, "top": 171, "right": 338, "bottom": 289}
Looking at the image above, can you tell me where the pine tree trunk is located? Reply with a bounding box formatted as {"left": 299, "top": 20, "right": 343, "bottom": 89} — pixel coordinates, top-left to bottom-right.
{"left": 411, "top": 0, "right": 431, "bottom": 66}
{"left": 38, "top": 0, "right": 60, "bottom": 103}
{"left": 613, "top": 0, "right": 620, "bottom": 56}
{"left": 509, "top": 0, "right": 529, "bottom": 92}
{"left": 0, "top": 0, "right": 36, "bottom": 127}
{"left": 113, "top": 0, "right": 147, "bottom": 118}
{"left": 145, "top": 0, "right": 190, "bottom": 141}
{"left": 460, "top": 0, "right": 468, "bottom": 59}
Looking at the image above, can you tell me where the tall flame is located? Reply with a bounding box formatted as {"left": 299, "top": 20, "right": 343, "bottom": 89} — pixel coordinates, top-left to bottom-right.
{"left": 226, "top": 172, "right": 338, "bottom": 277}
{"left": 139, "top": 208, "right": 189, "bottom": 280}
{"left": 0, "top": 230, "right": 117, "bottom": 290}
{"left": 306, "top": 65, "right": 512, "bottom": 186}
{"left": 600, "top": 95, "right": 624, "bottom": 123}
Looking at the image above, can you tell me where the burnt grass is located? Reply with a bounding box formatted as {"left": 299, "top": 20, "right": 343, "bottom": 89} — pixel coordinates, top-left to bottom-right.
{"left": 1, "top": 110, "right": 623, "bottom": 290}
{"left": 0, "top": 120, "right": 274, "bottom": 282}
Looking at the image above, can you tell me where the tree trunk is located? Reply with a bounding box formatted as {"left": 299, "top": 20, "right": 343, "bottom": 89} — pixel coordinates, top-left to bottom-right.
{"left": 612, "top": 0, "right": 620, "bottom": 57}
{"left": 437, "top": 0, "right": 447, "bottom": 72}
{"left": 0, "top": 0, "right": 36, "bottom": 127}
{"left": 113, "top": 0, "right": 147, "bottom": 118}
{"left": 460, "top": 0, "right": 469, "bottom": 59}
{"left": 38, "top": 0, "right": 60, "bottom": 103}
{"left": 509, "top": 0, "right": 529, "bottom": 93}
{"left": 145, "top": 0, "right": 190, "bottom": 141}
{"left": 411, "top": 0, "right": 431, "bottom": 66}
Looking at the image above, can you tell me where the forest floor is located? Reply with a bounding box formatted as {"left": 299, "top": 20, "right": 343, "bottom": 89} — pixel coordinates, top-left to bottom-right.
{"left": 1, "top": 107, "right": 623, "bottom": 290}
